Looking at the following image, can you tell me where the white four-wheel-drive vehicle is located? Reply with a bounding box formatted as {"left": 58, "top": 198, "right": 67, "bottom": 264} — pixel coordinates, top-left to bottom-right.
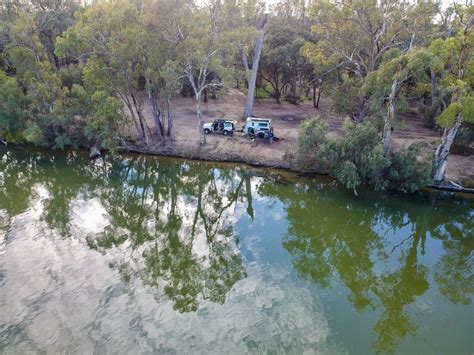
{"left": 203, "top": 119, "right": 236, "bottom": 136}
{"left": 242, "top": 117, "right": 273, "bottom": 138}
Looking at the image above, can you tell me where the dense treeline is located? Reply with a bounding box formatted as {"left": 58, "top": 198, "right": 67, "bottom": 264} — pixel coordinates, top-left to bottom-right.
{"left": 0, "top": 0, "right": 472, "bottom": 191}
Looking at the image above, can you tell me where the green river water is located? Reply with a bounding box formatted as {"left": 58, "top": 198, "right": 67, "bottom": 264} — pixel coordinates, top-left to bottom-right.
{"left": 0, "top": 147, "right": 472, "bottom": 354}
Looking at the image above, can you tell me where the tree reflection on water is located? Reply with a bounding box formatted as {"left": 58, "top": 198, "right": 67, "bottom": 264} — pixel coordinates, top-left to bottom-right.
{"left": 259, "top": 181, "right": 473, "bottom": 353}
{"left": 0, "top": 147, "right": 472, "bottom": 353}
{"left": 0, "top": 148, "right": 249, "bottom": 313}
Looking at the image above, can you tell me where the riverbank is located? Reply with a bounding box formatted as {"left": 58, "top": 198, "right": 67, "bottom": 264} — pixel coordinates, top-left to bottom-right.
{"left": 123, "top": 89, "right": 474, "bottom": 188}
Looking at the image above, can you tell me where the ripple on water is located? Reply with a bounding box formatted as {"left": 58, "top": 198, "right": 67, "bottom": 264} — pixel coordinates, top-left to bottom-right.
{"left": 0, "top": 192, "right": 332, "bottom": 354}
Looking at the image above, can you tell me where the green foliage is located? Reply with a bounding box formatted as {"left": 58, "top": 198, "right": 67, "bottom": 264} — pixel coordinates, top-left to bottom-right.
{"left": 297, "top": 116, "right": 328, "bottom": 168}
{"left": 259, "top": 16, "right": 307, "bottom": 103}
{"left": 58, "top": 64, "right": 84, "bottom": 89}
{"left": 0, "top": 71, "right": 26, "bottom": 134}
{"left": 23, "top": 121, "right": 43, "bottom": 144}
{"left": 387, "top": 146, "right": 432, "bottom": 192}
{"left": 53, "top": 134, "right": 72, "bottom": 150}
{"left": 0, "top": 0, "right": 469, "bottom": 186}
{"left": 86, "top": 91, "right": 123, "bottom": 150}
{"left": 243, "top": 84, "right": 272, "bottom": 99}
{"left": 460, "top": 95, "right": 474, "bottom": 124}
{"left": 298, "top": 119, "right": 432, "bottom": 192}
{"left": 255, "top": 87, "right": 270, "bottom": 99}
{"left": 318, "top": 121, "right": 389, "bottom": 191}
{"left": 429, "top": 25, "right": 473, "bottom": 128}
{"left": 437, "top": 102, "right": 462, "bottom": 127}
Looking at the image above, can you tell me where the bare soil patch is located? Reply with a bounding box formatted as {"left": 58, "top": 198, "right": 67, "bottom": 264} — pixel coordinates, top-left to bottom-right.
{"left": 124, "top": 88, "right": 474, "bottom": 187}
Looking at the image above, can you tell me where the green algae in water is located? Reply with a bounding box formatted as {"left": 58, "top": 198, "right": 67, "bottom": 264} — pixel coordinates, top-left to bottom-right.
{"left": 0, "top": 147, "right": 472, "bottom": 354}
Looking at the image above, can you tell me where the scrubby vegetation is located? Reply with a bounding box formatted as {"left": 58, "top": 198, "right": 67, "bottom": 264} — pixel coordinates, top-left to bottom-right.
{"left": 298, "top": 117, "right": 432, "bottom": 193}
{"left": 0, "top": 0, "right": 472, "bottom": 191}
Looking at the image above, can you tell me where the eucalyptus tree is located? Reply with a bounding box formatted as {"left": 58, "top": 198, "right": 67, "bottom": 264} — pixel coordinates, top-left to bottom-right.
{"left": 363, "top": 49, "right": 433, "bottom": 155}
{"left": 3, "top": 11, "right": 65, "bottom": 145}
{"left": 430, "top": 8, "right": 473, "bottom": 182}
{"left": 220, "top": 0, "right": 267, "bottom": 116}
{"left": 139, "top": 0, "right": 183, "bottom": 143}
{"left": 55, "top": 1, "right": 151, "bottom": 145}
{"left": 0, "top": 0, "right": 78, "bottom": 67}
{"left": 236, "top": 1, "right": 268, "bottom": 117}
{"left": 159, "top": 60, "right": 183, "bottom": 140}
{"left": 305, "top": 0, "right": 438, "bottom": 121}
{"left": 259, "top": 16, "right": 305, "bottom": 104}
{"left": 0, "top": 70, "right": 26, "bottom": 137}
{"left": 243, "top": 16, "right": 267, "bottom": 116}
{"left": 176, "top": 0, "right": 230, "bottom": 145}
{"left": 301, "top": 40, "right": 342, "bottom": 108}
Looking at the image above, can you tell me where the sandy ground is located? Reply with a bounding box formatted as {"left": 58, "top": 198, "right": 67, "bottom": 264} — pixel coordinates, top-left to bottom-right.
{"left": 125, "top": 88, "right": 474, "bottom": 187}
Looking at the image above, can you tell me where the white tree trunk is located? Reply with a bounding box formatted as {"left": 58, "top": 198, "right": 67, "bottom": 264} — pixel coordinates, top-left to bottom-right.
{"left": 148, "top": 90, "right": 164, "bottom": 141}
{"left": 244, "top": 28, "right": 265, "bottom": 118}
{"left": 433, "top": 115, "right": 462, "bottom": 182}
{"left": 382, "top": 79, "right": 398, "bottom": 155}
{"left": 196, "top": 94, "right": 206, "bottom": 146}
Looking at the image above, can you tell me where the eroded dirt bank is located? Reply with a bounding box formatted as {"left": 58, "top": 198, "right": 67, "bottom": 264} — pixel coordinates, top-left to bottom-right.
{"left": 122, "top": 89, "right": 474, "bottom": 187}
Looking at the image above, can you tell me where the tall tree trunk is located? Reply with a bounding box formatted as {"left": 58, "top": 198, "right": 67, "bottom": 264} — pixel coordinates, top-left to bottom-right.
{"left": 148, "top": 89, "right": 164, "bottom": 141}
{"left": 312, "top": 83, "right": 317, "bottom": 108}
{"left": 121, "top": 95, "right": 146, "bottom": 144}
{"left": 196, "top": 94, "right": 206, "bottom": 146}
{"left": 274, "top": 87, "right": 281, "bottom": 104}
{"left": 244, "top": 27, "right": 265, "bottom": 118}
{"left": 382, "top": 79, "right": 398, "bottom": 155}
{"left": 430, "top": 68, "right": 437, "bottom": 98}
{"left": 316, "top": 86, "right": 323, "bottom": 109}
{"left": 313, "top": 79, "right": 324, "bottom": 109}
{"left": 131, "top": 92, "right": 149, "bottom": 146}
{"left": 433, "top": 114, "right": 462, "bottom": 182}
{"left": 354, "top": 97, "right": 368, "bottom": 123}
{"left": 166, "top": 98, "right": 173, "bottom": 139}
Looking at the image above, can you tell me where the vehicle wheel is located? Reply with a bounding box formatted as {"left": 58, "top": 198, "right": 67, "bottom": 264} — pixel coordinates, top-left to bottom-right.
{"left": 204, "top": 128, "right": 211, "bottom": 134}
{"left": 248, "top": 128, "right": 255, "bottom": 135}
{"left": 257, "top": 132, "right": 265, "bottom": 139}
{"left": 223, "top": 130, "right": 229, "bottom": 136}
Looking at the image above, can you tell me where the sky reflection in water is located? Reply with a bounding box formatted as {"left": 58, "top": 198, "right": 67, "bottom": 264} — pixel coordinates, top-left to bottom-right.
{"left": 0, "top": 147, "right": 472, "bottom": 354}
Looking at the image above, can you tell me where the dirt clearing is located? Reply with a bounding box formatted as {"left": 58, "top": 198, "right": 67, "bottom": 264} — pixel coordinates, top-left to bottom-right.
{"left": 125, "top": 88, "right": 474, "bottom": 187}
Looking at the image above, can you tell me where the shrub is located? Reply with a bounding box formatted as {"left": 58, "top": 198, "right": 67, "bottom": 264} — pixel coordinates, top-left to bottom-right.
{"left": 296, "top": 116, "right": 328, "bottom": 170}
{"left": 297, "top": 118, "right": 432, "bottom": 193}
{"left": 385, "top": 145, "right": 432, "bottom": 192}
{"left": 318, "top": 120, "right": 390, "bottom": 192}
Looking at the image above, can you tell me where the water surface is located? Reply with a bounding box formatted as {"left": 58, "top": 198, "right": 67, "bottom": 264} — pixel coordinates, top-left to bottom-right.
{"left": 0, "top": 147, "right": 472, "bottom": 354}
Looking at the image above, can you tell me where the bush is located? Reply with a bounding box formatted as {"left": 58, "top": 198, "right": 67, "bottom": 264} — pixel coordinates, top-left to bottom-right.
{"left": 452, "top": 124, "right": 474, "bottom": 155}
{"left": 255, "top": 87, "right": 270, "bottom": 99}
{"left": 297, "top": 116, "right": 328, "bottom": 170}
{"left": 242, "top": 84, "right": 272, "bottom": 99}
{"left": 318, "top": 120, "right": 390, "bottom": 191}
{"left": 297, "top": 118, "right": 432, "bottom": 193}
{"left": 385, "top": 145, "right": 432, "bottom": 192}
{"left": 58, "top": 64, "right": 84, "bottom": 89}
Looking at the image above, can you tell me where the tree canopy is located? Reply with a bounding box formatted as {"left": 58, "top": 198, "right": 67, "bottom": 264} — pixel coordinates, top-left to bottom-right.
{"left": 0, "top": 0, "right": 472, "bottom": 190}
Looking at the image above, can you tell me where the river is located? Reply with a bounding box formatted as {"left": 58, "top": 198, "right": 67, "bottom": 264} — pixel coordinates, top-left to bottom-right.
{"left": 0, "top": 147, "right": 472, "bottom": 354}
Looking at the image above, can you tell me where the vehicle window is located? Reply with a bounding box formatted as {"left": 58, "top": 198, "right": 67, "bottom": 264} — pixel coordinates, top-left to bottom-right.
{"left": 258, "top": 123, "right": 268, "bottom": 127}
